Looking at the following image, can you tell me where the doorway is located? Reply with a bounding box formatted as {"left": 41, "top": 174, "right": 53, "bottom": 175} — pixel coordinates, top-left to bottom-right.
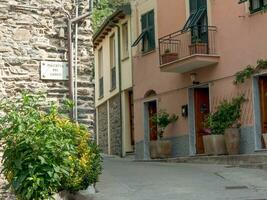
{"left": 189, "top": 86, "right": 210, "bottom": 155}
{"left": 143, "top": 99, "right": 158, "bottom": 159}
{"left": 148, "top": 101, "right": 158, "bottom": 141}
{"left": 259, "top": 76, "right": 267, "bottom": 148}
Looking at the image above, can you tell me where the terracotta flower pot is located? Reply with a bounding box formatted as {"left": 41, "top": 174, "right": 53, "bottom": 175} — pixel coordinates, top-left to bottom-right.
{"left": 224, "top": 128, "right": 240, "bottom": 155}
{"left": 188, "top": 42, "right": 208, "bottom": 55}
{"left": 150, "top": 140, "right": 172, "bottom": 159}
{"left": 203, "top": 135, "right": 227, "bottom": 155}
{"left": 161, "top": 52, "right": 178, "bottom": 64}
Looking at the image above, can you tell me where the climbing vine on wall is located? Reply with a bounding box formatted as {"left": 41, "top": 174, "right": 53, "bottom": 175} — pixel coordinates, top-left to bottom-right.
{"left": 234, "top": 59, "right": 267, "bottom": 84}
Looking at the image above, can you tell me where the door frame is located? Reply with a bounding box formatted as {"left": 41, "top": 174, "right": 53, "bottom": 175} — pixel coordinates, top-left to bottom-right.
{"left": 188, "top": 83, "right": 211, "bottom": 155}
{"left": 143, "top": 98, "right": 158, "bottom": 160}
{"left": 252, "top": 74, "right": 267, "bottom": 150}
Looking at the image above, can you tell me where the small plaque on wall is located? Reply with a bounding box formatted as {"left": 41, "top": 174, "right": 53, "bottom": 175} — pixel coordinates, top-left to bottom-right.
{"left": 40, "top": 61, "right": 68, "bottom": 80}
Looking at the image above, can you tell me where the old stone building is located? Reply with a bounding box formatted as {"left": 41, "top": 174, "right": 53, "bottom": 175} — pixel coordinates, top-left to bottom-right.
{"left": 0, "top": 0, "right": 94, "bottom": 198}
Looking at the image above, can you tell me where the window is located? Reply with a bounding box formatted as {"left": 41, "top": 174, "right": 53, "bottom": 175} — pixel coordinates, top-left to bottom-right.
{"left": 249, "top": 0, "right": 267, "bottom": 12}
{"left": 110, "top": 35, "right": 116, "bottom": 90}
{"left": 183, "top": 0, "right": 207, "bottom": 31}
{"left": 98, "top": 47, "right": 104, "bottom": 98}
{"left": 122, "top": 22, "right": 129, "bottom": 58}
{"left": 132, "top": 10, "right": 155, "bottom": 53}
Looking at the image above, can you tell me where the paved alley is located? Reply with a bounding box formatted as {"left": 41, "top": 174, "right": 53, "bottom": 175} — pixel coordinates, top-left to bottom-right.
{"left": 94, "top": 157, "right": 267, "bottom": 200}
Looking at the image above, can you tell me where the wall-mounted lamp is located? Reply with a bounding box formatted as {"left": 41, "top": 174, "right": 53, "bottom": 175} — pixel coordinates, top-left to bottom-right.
{"left": 190, "top": 73, "right": 199, "bottom": 85}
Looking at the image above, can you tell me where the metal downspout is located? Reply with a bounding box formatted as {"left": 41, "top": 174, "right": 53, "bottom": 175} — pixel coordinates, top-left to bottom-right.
{"left": 66, "top": 3, "right": 91, "bottom": 120}
{"left": 67, "top": 20, "right": 74, "bottom": 119}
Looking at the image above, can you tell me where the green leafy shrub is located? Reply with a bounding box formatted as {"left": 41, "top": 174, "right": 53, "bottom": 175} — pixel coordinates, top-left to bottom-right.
{"left": 0, "top": 92, "right": 102, "bottom": 200}
{"left": 151, "top": 110, "right": 178, "bottom": 139}
{"left": 204, "top": 95, "right": 246, "bottom": 135}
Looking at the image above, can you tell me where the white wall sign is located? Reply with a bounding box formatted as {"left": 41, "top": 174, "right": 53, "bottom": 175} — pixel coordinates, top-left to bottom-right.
{"left": 40, "top": 61, "right": 69, "bottom": 80}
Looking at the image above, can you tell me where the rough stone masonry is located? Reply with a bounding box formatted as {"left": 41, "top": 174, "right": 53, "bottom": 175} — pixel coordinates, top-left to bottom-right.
{"left": 0, "top": 0, "right": 95, "bottom": 198}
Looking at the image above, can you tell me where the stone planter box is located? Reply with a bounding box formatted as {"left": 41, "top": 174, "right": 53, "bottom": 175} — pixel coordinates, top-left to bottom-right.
{"left": 224, "top": 128, "right": 240, "bottom": 155}
{"left": 203, "top": 135, "right": 227, "bottom": 155}
{"left": 53, "top": 185, "right": 96, "bottom": 200}
{"left": 150, "top": 140, "right": 172, "bottom": 159}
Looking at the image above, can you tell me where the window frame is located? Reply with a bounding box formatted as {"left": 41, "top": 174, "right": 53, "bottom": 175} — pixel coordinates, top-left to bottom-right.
{"left": 141, "top": 9, "right": 155, "bottom": 53}
{"left": 249, "top": 0, "right": 267, "bottom": 13}
{"left": 109, "top": 34, "right": 116, "bottom": 90}
{"left": 131, "top": 9, "right": 155, "bottom": 53}
{"left": 122, "top": 22, "right": 129, "bottom": 59}
{"left": 98, "top": 47, "right": 104, "bottom": 98}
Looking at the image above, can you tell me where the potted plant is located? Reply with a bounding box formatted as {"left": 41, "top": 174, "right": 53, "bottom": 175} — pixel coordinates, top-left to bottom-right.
{"left": 149, "top": 110, "right": 178, "bottom": 159}
{"left": 188, "top": 36, "right": 208, "bottom": 55}
{"left": 161, "top": 48, "right": 178, "bottom": 64}
{"left": 204, "top": 95, "right": 246, "bottom": 155}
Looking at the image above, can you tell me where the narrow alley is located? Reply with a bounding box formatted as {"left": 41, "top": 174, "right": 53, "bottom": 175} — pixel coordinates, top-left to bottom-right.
{"left": 94, "top": 157, "right": 267, "bottom": 200}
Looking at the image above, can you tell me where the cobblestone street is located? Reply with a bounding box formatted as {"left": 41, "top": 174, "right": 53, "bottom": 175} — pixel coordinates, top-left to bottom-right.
{"left": 94, "top": 157, "right": 267, "bottom": 200}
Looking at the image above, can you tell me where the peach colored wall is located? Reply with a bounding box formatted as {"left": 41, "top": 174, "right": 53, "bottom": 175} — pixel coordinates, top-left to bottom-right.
{"left": 133, "top": 0, "right": 267, "bottom": 143}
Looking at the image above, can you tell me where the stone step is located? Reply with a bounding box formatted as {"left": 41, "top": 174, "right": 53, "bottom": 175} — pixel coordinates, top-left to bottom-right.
{"left": 139, "top": 154, "right": 267, "bottom": 166}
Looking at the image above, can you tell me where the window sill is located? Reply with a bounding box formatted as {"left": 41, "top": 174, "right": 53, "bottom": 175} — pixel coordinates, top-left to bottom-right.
{"left": 109, "top": 87, "right": 116, "bottom": 92}
{"left": 142, "top": 49, "right": 156, "bottom": 56}
{"left": 121, "top": 56, "right": 129, "bottom": 62}
{"left": 98, "top": 95, "right": 104, "bottom": 100}
{"left": 249, "top": 7, "right": 267, "bottom": 16}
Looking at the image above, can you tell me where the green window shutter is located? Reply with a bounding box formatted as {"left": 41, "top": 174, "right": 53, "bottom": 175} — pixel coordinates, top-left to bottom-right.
{"left": 190, "top": 0, "right": 197, "bottom": 13}
{"left": 198, "top": 0, "right": 207, "bottom": 9}
{"left": 141, "top": 14, "right": 147, "bottom": 31}
{"left": 148, "top": 10, "right": 155, "bottom": 49}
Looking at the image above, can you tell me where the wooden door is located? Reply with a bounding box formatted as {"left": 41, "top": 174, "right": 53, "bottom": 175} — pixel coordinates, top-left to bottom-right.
{"left": 259, "top": 77, "right": 267, "bottom": 148}
{"left": 194, "top": 88, "right": 210, "bottom": 154}
{"left": 128, "top": 91, "right": 135, "bottom": 146}
{"left": 148, "top": 101, "right": 157, "bottom": 141}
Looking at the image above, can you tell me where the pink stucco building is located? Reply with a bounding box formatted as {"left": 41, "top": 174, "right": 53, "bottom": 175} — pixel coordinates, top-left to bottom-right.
{"left": 132, "top": 0, "right": 267, "bottom": 159}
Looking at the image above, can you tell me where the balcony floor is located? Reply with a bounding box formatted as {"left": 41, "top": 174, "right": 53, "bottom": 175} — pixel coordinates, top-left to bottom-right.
{"left": 160, "top": 54, "right": 220, "bottom": 73}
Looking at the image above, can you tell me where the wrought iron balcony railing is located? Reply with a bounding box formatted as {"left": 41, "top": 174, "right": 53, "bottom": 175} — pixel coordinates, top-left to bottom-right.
{"left": 159, "top": 26, "right": 217, "bottom": 65}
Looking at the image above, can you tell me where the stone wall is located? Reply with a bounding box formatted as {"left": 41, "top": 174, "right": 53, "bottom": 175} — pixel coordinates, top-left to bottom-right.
{"left": 0, "top": 0, "right": 94, "bottom": 198}
{"left": 109, "top": 94, "right": 122, "bottom": 156}
{"left": 97, "top": 102, "right": 109, "bottom": 154}
{"left": 0, "top": 0, "right": 94, "bottom": 130}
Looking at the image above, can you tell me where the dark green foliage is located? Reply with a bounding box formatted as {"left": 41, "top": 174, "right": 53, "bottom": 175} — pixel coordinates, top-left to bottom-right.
{"left": 92, "top": 0, "right": 130, "bottom": 32}
{"left": 204, "top": 95, "right": 246, "bottom": 135}
{"left": 151, "top": 110, "right": 178, "bottom": 139}
{"left": 0, "top": 92, "right": 102, "bottom": 200}
{"left": 234, "top": 59, "right": 267, "bottom": 84}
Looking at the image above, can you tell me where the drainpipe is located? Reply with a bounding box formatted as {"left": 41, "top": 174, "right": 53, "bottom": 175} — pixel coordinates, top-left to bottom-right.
{"left": 110, "top": 22, "right": 123, "bottom": 157}
{"left": 66, "top": 10, "right": 91, "bottom": 119}
{"left": 67, "top": 20, "right": 74, "bottom": 118}
{"left": 74, "top": 0, "right": 79, "bottom": 121}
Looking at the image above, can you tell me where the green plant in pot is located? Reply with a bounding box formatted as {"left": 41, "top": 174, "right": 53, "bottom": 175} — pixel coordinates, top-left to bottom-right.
{"left": 149, "top": 110, "right": 178, "bottom": 159}
{"left": 151, "top": 110, "right": 178, "bottom": 139}
{"left": 204, "top": 95, "right": 246, "bottom": 155}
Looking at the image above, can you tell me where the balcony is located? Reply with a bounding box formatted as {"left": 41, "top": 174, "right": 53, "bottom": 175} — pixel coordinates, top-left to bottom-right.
{"left": 159, "top": 26, "right": 219, "bottom": 73}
